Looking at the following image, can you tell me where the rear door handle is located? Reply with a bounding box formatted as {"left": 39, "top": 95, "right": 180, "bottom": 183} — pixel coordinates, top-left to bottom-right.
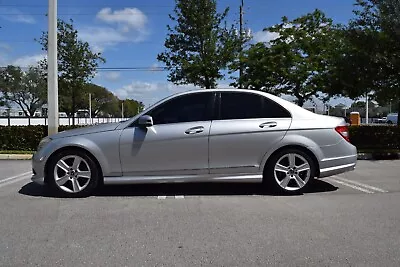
{"left": 185, "top": 126, "right": 204, "bottom": 134}
{"left": 259, "top": 121, "right": 277, "bottom": 128}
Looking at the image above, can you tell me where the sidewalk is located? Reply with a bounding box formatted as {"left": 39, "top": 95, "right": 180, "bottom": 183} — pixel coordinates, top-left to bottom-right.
{"left": 0, "top": 154, "right": 33, "bottom": 160}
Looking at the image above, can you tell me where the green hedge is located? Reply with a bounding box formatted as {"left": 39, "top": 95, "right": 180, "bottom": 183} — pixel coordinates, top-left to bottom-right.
{"left": 0, "top": 125, "right": 399, "bottom": 153}
{"left": 0, "top": 125, "right": 81, "bottom": 151}
{"left": 349, "top": 125, "right": 400, "bottom": 151}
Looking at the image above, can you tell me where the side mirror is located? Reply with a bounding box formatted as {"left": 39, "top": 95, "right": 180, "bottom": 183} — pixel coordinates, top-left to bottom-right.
{"left": 138, "top": 115, "right": 153, "bottom": 127}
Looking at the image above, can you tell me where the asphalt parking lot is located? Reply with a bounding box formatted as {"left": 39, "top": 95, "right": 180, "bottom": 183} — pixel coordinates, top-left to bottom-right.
{"left": 1, "top": 160, "right": 400, "bottom": 266}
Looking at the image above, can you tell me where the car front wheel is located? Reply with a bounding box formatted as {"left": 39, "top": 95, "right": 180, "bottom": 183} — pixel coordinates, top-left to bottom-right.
{"left": 48, "top": 150, "right": 99, "bottom": 197}
{"left": 264, "top": 149, "right": 315, "bottom": 194}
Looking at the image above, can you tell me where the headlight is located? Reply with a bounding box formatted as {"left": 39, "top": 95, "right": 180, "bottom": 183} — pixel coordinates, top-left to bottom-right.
{"left": 37, "top": 137, "right": 52, "bottom": 151}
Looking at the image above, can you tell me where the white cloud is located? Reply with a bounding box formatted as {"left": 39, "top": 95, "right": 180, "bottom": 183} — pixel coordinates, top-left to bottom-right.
{"left": 12, "top": 53, "right": 46, "bottom": 67}
{"left": 79, "top": 7, "right": 149, "bottom": 52}
{"left": 97, "top": 8, "right": 147, "bottom": 32}
{"left": 104, "top": 71, "right": 121, "bottom": 81}
{"left": 0, "top": 8, "right": 35, "bottom": 24}
{"left": 253, "top": 30, "right": 280, "bottom": 44}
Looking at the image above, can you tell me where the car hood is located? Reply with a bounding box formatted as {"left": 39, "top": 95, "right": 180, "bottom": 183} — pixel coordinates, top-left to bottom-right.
{"left": 49, "top": 122, "right": 120, "bottom": 139}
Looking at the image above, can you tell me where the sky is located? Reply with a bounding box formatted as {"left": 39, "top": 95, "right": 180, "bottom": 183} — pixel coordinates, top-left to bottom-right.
{"left": 0, "top": 0, "right": 357, "bottom": 109}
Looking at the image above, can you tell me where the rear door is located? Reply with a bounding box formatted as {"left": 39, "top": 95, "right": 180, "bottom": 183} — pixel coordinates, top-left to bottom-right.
{"left": 209, "top": 91, "right": 292, "bottom": 174}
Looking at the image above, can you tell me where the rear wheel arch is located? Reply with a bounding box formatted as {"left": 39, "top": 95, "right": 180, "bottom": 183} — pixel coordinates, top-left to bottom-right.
{"left": 44, "top": 146, "right": 104, "bottom": 184}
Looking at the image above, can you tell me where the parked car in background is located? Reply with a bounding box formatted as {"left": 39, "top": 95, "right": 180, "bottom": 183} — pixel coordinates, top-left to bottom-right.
{"left": 386, "top": 113, "right": 398, "bottom": 124}
{"left": 31, "top": 89, "right": 357, "bottom": 197}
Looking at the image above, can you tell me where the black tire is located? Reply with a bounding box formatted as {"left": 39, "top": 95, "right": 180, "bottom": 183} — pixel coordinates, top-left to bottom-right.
{"left": 263, "top": 148, "right": 316, "bottom": 195}
{"left": 47, "top": 149, "right": 100, "bottom": 198}
{"left": 387, "top": 121, "right": 393, "bottom": 125}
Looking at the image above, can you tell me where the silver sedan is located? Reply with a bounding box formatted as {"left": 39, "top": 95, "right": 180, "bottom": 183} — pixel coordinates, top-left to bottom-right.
{"left": 32, "top": 89, "right": 357, "bottom": 197}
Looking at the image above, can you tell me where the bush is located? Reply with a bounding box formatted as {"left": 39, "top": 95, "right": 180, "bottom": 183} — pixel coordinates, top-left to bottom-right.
{"left": 1, "top": 125, "right": 399, "bottom": 153}
{"left": 0, "top": 125, "right": 81, "bottom": 151}
{"left": 349, "top": 125, "right": 400, "bottom": 151}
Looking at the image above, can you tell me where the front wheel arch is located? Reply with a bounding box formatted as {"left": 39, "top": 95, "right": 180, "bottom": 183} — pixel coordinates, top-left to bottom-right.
{"left": 44, "top": 146, "right": 104, "bottom": 185}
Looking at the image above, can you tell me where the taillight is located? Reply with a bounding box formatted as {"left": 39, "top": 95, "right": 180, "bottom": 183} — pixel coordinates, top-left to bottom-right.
{"left": 335, "top": 126, "right": 350, "bottom": 142}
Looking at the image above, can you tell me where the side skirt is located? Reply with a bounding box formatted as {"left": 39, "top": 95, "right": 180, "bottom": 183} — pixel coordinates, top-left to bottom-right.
{"left": 103, "top": 173, "right": 263, "bottom": 185}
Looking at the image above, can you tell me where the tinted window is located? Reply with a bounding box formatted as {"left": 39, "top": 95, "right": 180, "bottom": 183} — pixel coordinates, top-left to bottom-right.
{"left": 220, "top": 92, "right": 290, "bottom": 120}
{"left": 148, "top": 92, "right": 213, "bottom": 125}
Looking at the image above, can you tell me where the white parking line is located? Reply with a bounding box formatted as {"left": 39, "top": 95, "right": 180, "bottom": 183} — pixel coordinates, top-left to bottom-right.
{"left": 175, "top": 195, "right": 184, "bottom": 199}
{"left": 332, "top": 176, "right": 388, "bottom": 193}
{"left": 0, "top": 172, "right": 31, "bottom": 188}
{"left": 0, "top": 171, "right": 31, "bottom": 184}
{"left": 157, "top": 196, "right": 167, "bottom": 200}
{"left": 325, "top": 177, "right": 374, "bottom": 194}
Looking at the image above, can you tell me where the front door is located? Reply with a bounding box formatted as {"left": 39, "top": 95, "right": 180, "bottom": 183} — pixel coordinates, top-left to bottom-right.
{"left": 119, "top": 92, "right": 215, "bottom": 176}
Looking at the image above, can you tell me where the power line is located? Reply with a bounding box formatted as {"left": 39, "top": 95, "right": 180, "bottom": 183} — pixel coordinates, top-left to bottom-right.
{"left": 0, "top": 66, "right": 168, "bottom": 71}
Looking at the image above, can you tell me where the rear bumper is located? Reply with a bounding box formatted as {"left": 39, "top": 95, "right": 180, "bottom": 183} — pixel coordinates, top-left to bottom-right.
{"left": 318, "top": 162, "right": 356, "bottom": 178}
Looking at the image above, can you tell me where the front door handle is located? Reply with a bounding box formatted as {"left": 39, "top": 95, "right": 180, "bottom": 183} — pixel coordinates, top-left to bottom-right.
{"left": 259, "top": 121, "right": 277, "bottom": 128}
{"left": 185, "top": 126, "right": 204, "bottom": 134}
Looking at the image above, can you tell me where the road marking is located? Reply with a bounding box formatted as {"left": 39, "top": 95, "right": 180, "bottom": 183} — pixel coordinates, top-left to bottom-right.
{"left": 0, "top": 173, "right": 31, "bottom": 188}
{"left": 332, "top": 176, "right": 388, "bottom": 193}
{"left": 175, "top": 195, "right": 184, "bottom": 199}
{"left": 325, "top": 177, "right": 374, "bottom": 194}
{"left": 157, "top": 196, "right": 167, "bottom": 200}
{"left": 0, "top": 171, "right": 31, "bottom": 184}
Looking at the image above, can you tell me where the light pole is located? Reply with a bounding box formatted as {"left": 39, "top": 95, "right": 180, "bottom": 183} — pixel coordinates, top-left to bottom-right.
{"left": 389, "top": 99, "right": 392, "bottom": 113}
{"left": 47, "top": 0, "right": 58, "bottom": 135}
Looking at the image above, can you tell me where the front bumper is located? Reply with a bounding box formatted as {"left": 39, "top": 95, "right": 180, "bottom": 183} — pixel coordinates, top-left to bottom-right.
{"left": 31, "top": 152, "right": 47, "bottom": 185}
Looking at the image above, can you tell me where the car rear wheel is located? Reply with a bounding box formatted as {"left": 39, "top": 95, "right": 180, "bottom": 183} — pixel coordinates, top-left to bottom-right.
{"left": 264, "top": 149, "right": 315, "bottom": 194}
{"left": 48, "top": 150, "right": 99, "bottom": 197}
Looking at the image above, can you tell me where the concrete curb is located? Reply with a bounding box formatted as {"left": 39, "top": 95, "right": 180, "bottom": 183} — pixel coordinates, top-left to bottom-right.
{"left": 0, "top": 154, "right": 32, "bottom": 160}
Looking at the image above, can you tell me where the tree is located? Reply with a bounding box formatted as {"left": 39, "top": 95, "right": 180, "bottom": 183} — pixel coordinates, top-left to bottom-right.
{"left": 83, "top": 83, "right": 120, "bottom": 117}
{"left": 37, "top": 19, "right": 105, "bottom": 124}
{"left": 120, "top": 99, "right": 144, "bottom": 118}
{"left": 345, "top": 0, "right": 400, "bottom": 125}
{"left": 0, "top": 65, "right": 47, "bottom": 122}
{"left": 238, "top": 10, "right": 340, "bottom": 106}
{"left": 157, "top": 0, "right": 241, "bottom": 89}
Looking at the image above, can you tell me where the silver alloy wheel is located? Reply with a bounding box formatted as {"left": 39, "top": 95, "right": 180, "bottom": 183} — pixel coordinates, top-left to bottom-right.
{"left": 53, "top": 155, "right": 91, "bottom": 193}
{"left": 274, "top": 153, "right": 311, "bottom": 191}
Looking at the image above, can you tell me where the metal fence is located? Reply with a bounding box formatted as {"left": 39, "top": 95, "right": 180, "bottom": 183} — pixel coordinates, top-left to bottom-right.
{"left": 0, "top": 117, "right": 126, "bottom": 126}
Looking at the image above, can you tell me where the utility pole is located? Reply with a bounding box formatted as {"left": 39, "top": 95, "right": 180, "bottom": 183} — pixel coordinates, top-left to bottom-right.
{"left": 239, "top": 0, "right": 244, "bottom": 89}
{"left": 121, "top": 101, "right": 124, "bottom": 119}
{"left": 47, "top": 0, "right": 58, "bottom": 135}
{"left": 89, "top": 93, "right": 92, "bottom": 124}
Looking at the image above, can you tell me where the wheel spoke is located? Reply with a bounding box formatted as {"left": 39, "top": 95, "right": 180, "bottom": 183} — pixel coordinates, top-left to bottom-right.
{"left": 296, "top": 163, "right": 310, "bottom": 173}
{"left": 279, "top": 175, "right": 291, "bottom": 188}
{"left": 56, "top": 175, "right": 70, "bottom": 186}
{"left": 77, "top": 171, "right": 91, "bottom": 179}
{"left": 275, "top": 163, "right": 289, "bottom": 173}
{"left": 57, "top": 160, "right": 70, "bottom": 173}
{"left": 288, "top": 154, "right": 296, "bottom": 168}
{"left": 72, "top": 178, "right": 80, "bottom": 192}
{"left": 294, "top": 174, "right": 305, "bottom": 188}
{"left": 72, "top": 157, "right": 82, "bottom": 170}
